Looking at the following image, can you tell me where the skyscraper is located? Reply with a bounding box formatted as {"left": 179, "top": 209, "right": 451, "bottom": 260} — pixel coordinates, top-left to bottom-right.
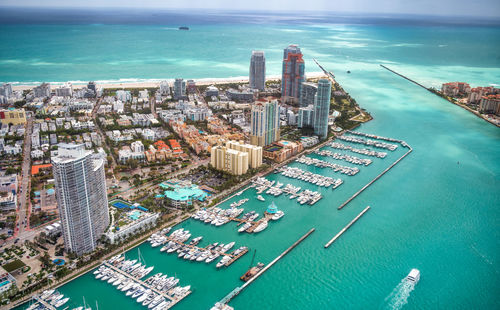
{"left": 174, "top": 78, "right": 186, "bottom": 100}
{"left": 52, "top": 144, "right": 109, "bottom": 256}
{"left": 313, "top": 79, "right": 332, "bottom": 139}
{"left": 281, "top": 44, "right": 305, "bottom": 103}
{"left": 300, "top": 82, "right": 318, "bottom": 107}
{"left": 250, "top": 100, "right": 280, "bottom": 147}
{"left": 250, "top": 51, "right": 266, "bottom": 91}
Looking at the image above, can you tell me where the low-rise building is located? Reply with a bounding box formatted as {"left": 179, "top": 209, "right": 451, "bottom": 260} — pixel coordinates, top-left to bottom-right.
{"left": 158, "top": 180, "right": 209, "bottom": 208}
{"left": 0, "top": 108, "right": 26, "bottom": 125}
{"left": 105, "top": 206, "right": 159, "bottom": 244}
{"left": 300, "top": 136, "right": 319, "bottom": 148}
{"left": 263, "top": 140, "right": 304, "bottom": 162}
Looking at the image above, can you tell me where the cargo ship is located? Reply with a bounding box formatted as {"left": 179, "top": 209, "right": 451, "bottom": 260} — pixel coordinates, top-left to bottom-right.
{"left": 179, "top": 26, "right": 189, "bottom": 30}
{"left": 240, "top": 263, "right": 264, "bottom": 282}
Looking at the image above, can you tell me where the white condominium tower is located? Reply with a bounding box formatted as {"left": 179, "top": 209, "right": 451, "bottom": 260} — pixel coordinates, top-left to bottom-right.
{"left": 250, "top": 51, "right": 266, "bottom": 91}
{"left": 52, "top": 144, "right": 109, "bottom": 256}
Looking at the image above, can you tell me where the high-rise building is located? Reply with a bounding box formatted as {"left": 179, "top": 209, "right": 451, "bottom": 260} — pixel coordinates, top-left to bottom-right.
{"left": 225, "top": 140, "right": 263, "bottom": 169}
{"left": 250, "top": 51, "right": 266, "bottom": 91}
{"left": 250, "top": 100, "right": 280, "bottom": 147}
{"left": 159, "top": 81, "right": 170, "bottom": 95}
{"left": 174, "top": 78, "right": 186, "bottom": 100}
{"left": 0, "top": 83, "right": 13, "bottom": 98}
{"left": 300, "top": 82, "right": 317, "bottom": 107}
{"left": 313, "top": 79, "right": 332, "bottom": 139}
{"left": 52, "top": 144, "right": 109, "bottom": 256}
{"left": 281, "top": 44, "right": 305, "bottom": 103}
{"left": 210, "top": 145, "right": 249, "bottom": 175}
{"left": 297, "top": 105, "right": 314, "bottom": 128}
{"left": 55, "top": 82, "right": 73, "bottom": 97}
{"left": 33, "top": 82, "right": 51, "bottom": 98}
{"left": 87, "top": 81, "right": 96, "bottom": 92}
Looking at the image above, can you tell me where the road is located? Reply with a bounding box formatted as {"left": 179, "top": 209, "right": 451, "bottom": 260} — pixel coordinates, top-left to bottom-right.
{"left": 17, "top": 116, "right": 33, "bottom": 238}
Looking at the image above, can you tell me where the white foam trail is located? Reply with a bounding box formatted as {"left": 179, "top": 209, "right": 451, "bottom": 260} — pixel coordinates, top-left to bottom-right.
{"left": 383, "top": 278, "right": 416, "bottom": 310}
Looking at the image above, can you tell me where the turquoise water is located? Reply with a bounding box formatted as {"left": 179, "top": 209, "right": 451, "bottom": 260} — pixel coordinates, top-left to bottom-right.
{"left": 8, "top": 12, "right": 500, "bottom": 310}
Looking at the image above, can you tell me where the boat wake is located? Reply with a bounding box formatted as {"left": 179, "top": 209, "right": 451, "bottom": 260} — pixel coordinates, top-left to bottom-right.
{"left": 383, "top": 278, "right": 416, "bottom": 310}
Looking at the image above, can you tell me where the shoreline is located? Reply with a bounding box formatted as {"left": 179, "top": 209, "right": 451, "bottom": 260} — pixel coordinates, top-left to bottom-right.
{"left": 10, "top": 72, "right": 327, "bottom": 91}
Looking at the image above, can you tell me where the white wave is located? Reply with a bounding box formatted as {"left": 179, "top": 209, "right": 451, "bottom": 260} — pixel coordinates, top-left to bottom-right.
{"left": 383, "top": 277, "right": 416, "bottom": 310}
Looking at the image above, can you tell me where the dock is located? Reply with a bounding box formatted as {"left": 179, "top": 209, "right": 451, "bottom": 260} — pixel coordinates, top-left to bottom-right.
{"left": 102, "top": 262, "right": 190, "bottom": 309}
{"left": 324, "top": 206, "right": 370, "bottom": 248}
{"left": 224, "top": 247, "right": 249, "bottom": 267}
{"left": 337, "top": 139, "right": 412, "bottom": 210}
{"left": 217, "top": 228, "right": 315, "bottom": 305}
{"left": 31, "top": 295, "right": 57, "bottom": 310}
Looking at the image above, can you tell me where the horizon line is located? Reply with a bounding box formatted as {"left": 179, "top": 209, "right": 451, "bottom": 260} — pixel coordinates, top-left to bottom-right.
{"left": 0, "top": 6, "right": 499, "bottom": 19}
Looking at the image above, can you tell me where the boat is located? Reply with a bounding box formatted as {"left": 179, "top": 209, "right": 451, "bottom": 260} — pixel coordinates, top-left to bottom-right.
{"left": 257, "top": 195, "right": 265, "bottom": 201}
{"left": 271, "top": 210, "right": 284, "bottom": 220}
{"left": 179, "top": 26, "right": 189, "bottom": 30}
{"left": 137, "top": 289, "right": 151, "bottom": 303}
{"left": 55, "top": 297, "right": 69, "bottom": 308}
{"left": 240, "top": 262, "right": 265, "bottom": 281}
{"left": 238, "top": 222, "right": 252, "bottom": 233}
{"left": 406, "top": 268, "right": 420, "bottom": 283}
{"left": 40, "top": 289, "right": 55, "bottom": 300}
{"left": 253, "top": 221, "right": 268, "bottom": 233}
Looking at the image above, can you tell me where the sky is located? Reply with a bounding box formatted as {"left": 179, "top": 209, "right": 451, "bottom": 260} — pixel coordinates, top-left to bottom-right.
{"left": 0, "top": 0, "right": 499, "bottom": 18}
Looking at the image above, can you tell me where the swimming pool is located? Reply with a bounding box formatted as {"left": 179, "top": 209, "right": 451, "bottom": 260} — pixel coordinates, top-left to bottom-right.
{"left": 128, "top": 210, "right": 141, "bottom": 221}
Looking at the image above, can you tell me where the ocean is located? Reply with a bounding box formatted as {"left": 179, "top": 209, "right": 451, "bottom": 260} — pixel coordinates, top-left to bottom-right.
{"left": 3, "top": 8, "right": 499, "bottom": 310}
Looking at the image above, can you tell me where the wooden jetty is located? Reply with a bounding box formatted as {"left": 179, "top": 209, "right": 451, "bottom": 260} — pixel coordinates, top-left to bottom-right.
{"left": 224, "top": 248, "right": 249, "bottom": 267}
{"left": 324, "top": 206, "right": 370, "bottom": 248}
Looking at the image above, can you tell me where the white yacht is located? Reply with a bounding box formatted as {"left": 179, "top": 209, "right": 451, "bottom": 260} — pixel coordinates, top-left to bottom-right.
{"left": 253, "top": 221, "right": 268, "bottom": 233}
{"left": 406, "top": 269, "right": 420, "bottom": 283}
{"left": 271, "top": 210, "right": 284, "bottom": 220}
{"left": 257, "top": 195, "right": 265, "bottom": 201}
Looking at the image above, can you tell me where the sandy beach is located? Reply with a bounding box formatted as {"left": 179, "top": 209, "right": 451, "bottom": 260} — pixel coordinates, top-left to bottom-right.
{"left": 10, "top": 72, "right": 327, "bottom": 91}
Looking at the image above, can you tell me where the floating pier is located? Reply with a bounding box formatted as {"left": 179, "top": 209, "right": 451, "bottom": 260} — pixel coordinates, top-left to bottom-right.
{"left": 337, "top": 139, "right": 412, "bottom": 210}
{"left": 218, "top": 228, "right": 315, "bottom": 305}
{"left": 324, "top": 206, "right": 370, "bottom": 248}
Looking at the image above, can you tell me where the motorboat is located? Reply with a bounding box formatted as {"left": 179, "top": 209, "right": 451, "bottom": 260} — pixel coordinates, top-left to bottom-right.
{"left": 406, "top": 268, "right": 420, "bottom": 283}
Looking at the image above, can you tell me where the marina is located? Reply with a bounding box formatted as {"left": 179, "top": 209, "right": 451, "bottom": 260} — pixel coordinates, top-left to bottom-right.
{"left": 324, "top": 206, "right": 371, "bottom": 248}
{"left": 328, "top": 141, "right": 388, "bottom": 158}
{"left": 95, "top": 253, "right": 191, "bottom": 310}
{"left": 337, "top": 134, "right": 399, "bottom": 151}
{"left": 295, "top": 155, "right": 360, "bottom": 175}
{"left": 314, "top": 149, "right": 372, "bottom": 166}
{"left": 337, "top": 139, "right": 413, "bottom": 210}
{"left": 149, "top": 228, "right": 249, "bottom": 267}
